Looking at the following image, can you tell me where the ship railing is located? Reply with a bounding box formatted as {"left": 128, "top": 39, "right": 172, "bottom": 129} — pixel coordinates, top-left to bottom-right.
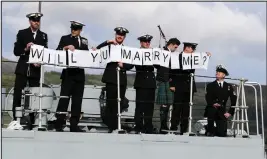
{"left": 1, "top": 59, "right": 264, "bottom": 142}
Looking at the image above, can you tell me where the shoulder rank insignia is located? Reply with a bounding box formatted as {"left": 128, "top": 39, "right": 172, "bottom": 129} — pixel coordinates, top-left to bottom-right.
{"left": 228, "top": 85, "right": 230, "bottom": 91}
{"left": 43, "top": 33, "right": 46, "bottom": 40}
{"left": 81, "top": 38, "right": 88, "bottom": 45}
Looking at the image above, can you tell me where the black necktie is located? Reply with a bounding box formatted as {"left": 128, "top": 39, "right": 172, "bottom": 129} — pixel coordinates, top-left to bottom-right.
{"left": 32, "top": 33, "right": 35, "bottom": 40}
{"left": 219, "top": 83, "right": 222, "bottom": 88}
{"left": 72, "top": 36, "right": 79, "bottom": 48}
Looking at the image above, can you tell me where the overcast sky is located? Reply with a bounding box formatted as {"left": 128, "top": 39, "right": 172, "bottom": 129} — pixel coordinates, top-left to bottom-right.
{"left": 2, "top": 2, "right": 266, "bottom": 84}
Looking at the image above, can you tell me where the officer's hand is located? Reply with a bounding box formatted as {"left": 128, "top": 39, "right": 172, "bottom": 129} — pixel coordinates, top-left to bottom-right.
{"left": 118, "top": 62, "right": 123, "bottom": 68}
{"left": 224, "top": 113, "right": 231, "bottom": 118}
{"left": 25, "top": 42, "right": 34, "bottom": 51}
{"left": 170, "top": 87, "right": 175, "bottom": 92}
{"left": 91, "top": 47, "right": 97, "bottom": 51}
{"left": 206, "top": 52, "right": 212, "bottom": 56}
{"left": 107, "top": 40, "right": 118, "bottom": 45}
{"left": 33, "top": 63, "right": 40, "bottom": 67}
{"left": 213, "top": 103, "right": 221, "bottom": 108}
{"left": 68, "top": 45, "right": 75, "bottom": 51}
{"left": 63, "top": 45, "right": 75, "bottom": 51}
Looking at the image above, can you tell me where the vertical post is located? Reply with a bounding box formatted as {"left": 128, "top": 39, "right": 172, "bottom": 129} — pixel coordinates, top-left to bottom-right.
{"left": 242, "top": 84, "right": 249, "bottom": 136}
{"left": 188, "top": 73, "right": 194, "bottom": 135}
{"left": 37, "top": 64, "right": 44, "bottom": 131}
{"left": 38, "top": 1, "right": 41, "bottom": 13}
{"left": 258, "top": 85, "right": 265, "bottom": 150}
{"left": 38, "top": 2, "right": 45, "bottom": 84}
{"left": 237, "top": 81, "right": 242, "bottom": 135}
{"left": 231, "top": 82, "right": 241, "bottom": 134}
{"left": 241, "top": 79, "right": 244, "bottom": 135}
{"left": 37, "top": 1, "right": 44, "bottom": 131}
{"left": 116, "top": 66, "right": 121, "bottom": 131}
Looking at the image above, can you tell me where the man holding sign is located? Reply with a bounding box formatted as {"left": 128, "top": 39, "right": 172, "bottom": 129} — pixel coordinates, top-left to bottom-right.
{"left": 169, "top": 42, "right": 211, "bottom": 134}
{"left": 132, "top": 34, "right": 156, "bottom": 134}
{"left": 154, "top": 38, "right": 181, "bottom": 134}
{"left": 11, "top": 12, "right": 48, "bottom": 129}
{"left": 96, "top": 27, "right": 133, "bottom": 133}
{"left": 54, "top": 21, "right": 89, "bottom": 132}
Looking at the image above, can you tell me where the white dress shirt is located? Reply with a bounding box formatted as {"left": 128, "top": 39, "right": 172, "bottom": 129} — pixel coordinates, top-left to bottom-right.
{"left": 217, "top": 81, "right": 224, "bottom": 88}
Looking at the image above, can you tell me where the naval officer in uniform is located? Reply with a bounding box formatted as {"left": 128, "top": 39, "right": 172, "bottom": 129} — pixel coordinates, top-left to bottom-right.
{"left": 154, "top": 38, "right": 181, "bottom": 134}
{"left": 133, "top": 34, "right": 156, "bottom": 134}
{"left": 12, "top": 12, "right": 48, "bottom": 129}
{"left": 204, "top": 65, "right": 237, "bottom": 137}
{"left": 54, "top": 21, "right": 89, "bottom": 132}
{"left": 169, "top": 42, "right": 211, "bottom": 134}
{"left": 96, "top": 27, "right": 133, "bottom": 132}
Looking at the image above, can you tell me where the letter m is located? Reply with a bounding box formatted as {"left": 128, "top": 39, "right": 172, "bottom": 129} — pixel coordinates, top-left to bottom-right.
{"left": 122, "top": 49, "right": 131, "bottom": 59}
{"left": 183, "top": 56, "right": 190, "bottom": 65}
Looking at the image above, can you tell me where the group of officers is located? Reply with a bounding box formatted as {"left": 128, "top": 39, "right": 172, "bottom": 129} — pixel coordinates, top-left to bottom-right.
{"left": 11, "top": 12, "right": 237, "bottom": 137}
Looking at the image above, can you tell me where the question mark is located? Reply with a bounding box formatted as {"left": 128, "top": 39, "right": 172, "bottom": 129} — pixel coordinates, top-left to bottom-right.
{"left": 203, "top": 56, "right": 207, "bottom": 65}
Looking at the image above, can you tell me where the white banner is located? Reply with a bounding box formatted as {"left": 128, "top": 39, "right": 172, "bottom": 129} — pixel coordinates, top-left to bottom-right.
{"left": 201, "top": 52, "right": 210, "bottom": 70}
{"left": 99, "top": 46, "right": 109, "bottom": 68}
{"left": 28, "top": 44, "right": 211, "bottom": 70}
{"left": 42, "top": 48, "right": 57, "bottom": 67}
{"left": 171, "top": 52, "right": 180, "bottom": 69}
{"left": 131, "top": 48, "right": 143, "bottom": 66}
{"left": 181, "top": 53, "right": 192, "bottom": 70}
{"left": 55, "top": 50, "right": 67, "bottom": 67}
{"left": 29, "top": 45, "right": 44, "bottom": 63}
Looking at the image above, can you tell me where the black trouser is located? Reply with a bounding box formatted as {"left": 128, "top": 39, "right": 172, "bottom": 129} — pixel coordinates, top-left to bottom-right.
{"left": 206, "top": 106, "right": 228, "bottom": 137}
{"left": 55, "top": 77, "right": 85, "bottom": 128}
{"left": 12, "top": 74, "right": 39, "bottom": 123}
{"left": 171, "top": 92, "right": 191, "bottom": 133}
{"left": 134, "top": 88, "right": 155, "bottom": 133}
{"left": 105, "top": 83, "right": 126, "bottom": 131}
{"left": 160, "top": 105, "right": 170, "bottom": 132}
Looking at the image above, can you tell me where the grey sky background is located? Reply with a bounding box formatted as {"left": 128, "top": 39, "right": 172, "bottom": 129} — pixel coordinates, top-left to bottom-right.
{"left": 2, "top": 2, "right": 266, "bottom": 84}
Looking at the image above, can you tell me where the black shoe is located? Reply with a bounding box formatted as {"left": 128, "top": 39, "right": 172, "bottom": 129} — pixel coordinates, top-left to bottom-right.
{"left": 129, "top": 130, "right": 140, "bottom": 134}
{"left": 160, "top": 125, "right": 169, "bottom": 134}
{"left": 70, "top": 126, "right": 85, "bottom": 132}
{"left": 170, "top": 127, "right": 178, "bottom": 131}
{"left": 206, "top": 132, "right": 214, "bottom": 137}
{"left": 54, "top": 119, "right": 65, "bottom": 132}
{"left": 55, "top": 128, "right": 64, "bottom": 132}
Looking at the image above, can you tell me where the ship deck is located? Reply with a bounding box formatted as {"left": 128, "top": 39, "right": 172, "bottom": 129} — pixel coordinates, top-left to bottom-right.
{"left": 2, "top": 128, "right": 265, "bottom": 159}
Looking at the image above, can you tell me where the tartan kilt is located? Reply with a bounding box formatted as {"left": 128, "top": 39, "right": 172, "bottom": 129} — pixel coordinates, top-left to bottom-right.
{"left": 156, "top": 82, "right": 174, "bottom": 105}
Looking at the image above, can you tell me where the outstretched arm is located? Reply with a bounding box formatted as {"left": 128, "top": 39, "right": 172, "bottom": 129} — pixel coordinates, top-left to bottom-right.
{"left": 123, "top": 63, "right": 134, "bottom": 70}
{"left": 96, "top": 40, "right": 109, "bottom": 49}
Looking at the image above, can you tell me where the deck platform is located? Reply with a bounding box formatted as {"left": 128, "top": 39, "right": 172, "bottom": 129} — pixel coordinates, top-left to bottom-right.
{"left": 2, "top": 128, "right": 265, "bottom": 159}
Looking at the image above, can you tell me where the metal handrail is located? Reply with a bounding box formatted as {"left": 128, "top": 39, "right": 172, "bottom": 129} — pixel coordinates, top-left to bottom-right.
{"left": 244, "top": 84, "right": 259, "bottom": 135}
{"left": 245, "top": 82, "right": 265, "bottom": 157}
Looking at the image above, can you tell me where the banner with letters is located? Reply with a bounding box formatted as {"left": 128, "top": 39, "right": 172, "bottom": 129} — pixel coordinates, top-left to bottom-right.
{"left": 29, "top": 44, "right": 210, "bottom": 70}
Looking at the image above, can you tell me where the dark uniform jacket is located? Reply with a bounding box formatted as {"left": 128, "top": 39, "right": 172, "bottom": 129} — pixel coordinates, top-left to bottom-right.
{"left": 169, "top": 53, "right": 197, "bottom": 93}
{"left": 56, "top": 34, "right": 89, "bottom": 81}
{"left": 204, "top": 80, "right": 237, "bottom": 117}
{"left": 96, "top": 41, "right": 133, "bottom": 86}
{"left": 154, "top": 47, "right": 170, "bottom": 82}
{"left": 134, "top": 65, "right": 156, "bottom": 89}
{"left": 13, "top": 27, "right": 48, "bottom": 78}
